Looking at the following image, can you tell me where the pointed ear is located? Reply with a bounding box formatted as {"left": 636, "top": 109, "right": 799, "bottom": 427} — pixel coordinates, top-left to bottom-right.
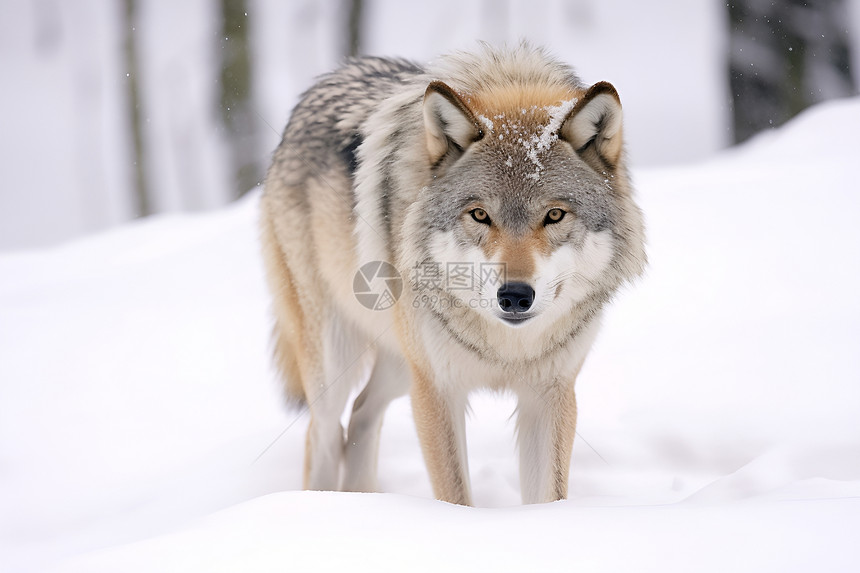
{"left": 561, "top": 81, "right": 624, "bottom": 169}
{"left": 423, "top": 81, "right": 483, "bottom": 165}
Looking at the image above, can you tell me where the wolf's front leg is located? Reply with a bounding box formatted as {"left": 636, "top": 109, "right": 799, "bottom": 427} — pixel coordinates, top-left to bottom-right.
{"left": 342, "top": 351, "right": 410, "bottom": 492}
{"left": 302, "top": 355, "right": 355, "bottom": 490}
{"left": 302, "top": 314, "right": 371, "bottom": 491}
{"left": 515, "top": 380, "right": 578, "bottom": 504}
{"left": 410, "top": 374, "right": 472, "bottom": 506}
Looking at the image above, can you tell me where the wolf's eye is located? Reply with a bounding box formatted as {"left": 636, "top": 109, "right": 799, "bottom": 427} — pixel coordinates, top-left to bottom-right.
{"left": 470, "top": 208, "right": 491, "bottom": 225}
{"left": 544, "top": 208, "right": 566, "bottom": 225}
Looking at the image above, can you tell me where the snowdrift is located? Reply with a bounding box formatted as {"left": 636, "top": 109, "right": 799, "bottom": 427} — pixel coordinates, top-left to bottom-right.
{"left": 2, "top": 98, "right": 859, "bottom": 572}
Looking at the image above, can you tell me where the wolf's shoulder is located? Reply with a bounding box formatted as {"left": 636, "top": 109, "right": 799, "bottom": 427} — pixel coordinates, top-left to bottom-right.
{"left": 310, "top": 56, "right": 426, "bottom": 92}
{"left": 288, "top": 56, "right": 424, "bottom": 121}
{"left": 339, "top": 56, "right": 425, "bottom": 79}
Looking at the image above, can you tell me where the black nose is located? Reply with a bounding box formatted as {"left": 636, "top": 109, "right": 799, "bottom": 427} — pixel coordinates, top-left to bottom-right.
{"left": 497, "top": 282, "right": 535, "bottom": 312}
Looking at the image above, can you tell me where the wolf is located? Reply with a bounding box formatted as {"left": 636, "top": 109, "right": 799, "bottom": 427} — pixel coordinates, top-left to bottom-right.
{"left": 260, "top": 44, "right": 645, "bottom": 506}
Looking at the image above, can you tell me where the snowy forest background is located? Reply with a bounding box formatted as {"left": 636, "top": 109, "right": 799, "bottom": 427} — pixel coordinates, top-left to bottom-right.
{"left": 1, "top": 0, "right": 859, "bottom": 250}
{"left": 3, "top": 3, "right": 860, "bottom": 571}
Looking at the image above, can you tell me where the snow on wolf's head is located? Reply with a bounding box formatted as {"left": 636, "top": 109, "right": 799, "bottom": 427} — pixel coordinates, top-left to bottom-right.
{"left": 408, "top": 47, "right": 645, "bottom": 332}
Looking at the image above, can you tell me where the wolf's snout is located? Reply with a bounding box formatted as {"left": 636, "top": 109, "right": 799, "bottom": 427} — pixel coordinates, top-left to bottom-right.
{"left": 497, "top": 282, "right": 535, "bottom": 312}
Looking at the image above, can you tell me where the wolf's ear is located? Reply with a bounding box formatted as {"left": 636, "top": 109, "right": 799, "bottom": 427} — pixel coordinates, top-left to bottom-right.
{"left": 561, "top": 81, "right": 624, "bottom": 169}
{"left": 423, "top": 81, "right": 483, "bottom": 165}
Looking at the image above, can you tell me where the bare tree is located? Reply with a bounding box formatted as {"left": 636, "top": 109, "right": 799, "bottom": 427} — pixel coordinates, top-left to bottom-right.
{"left": 219, "top": 0, "right": 261, "bottom": 197}
{"left": 346, "top": 0, "right": 364, "bottom": 57}
{"left": 122, "top": 0, "right": 150, "bottom": 217}
{"left": 728, "top": 0, "right": 857, "bottom": 143}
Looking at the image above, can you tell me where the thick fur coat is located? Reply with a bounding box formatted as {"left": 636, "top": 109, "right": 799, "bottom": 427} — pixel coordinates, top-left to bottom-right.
{"left": 260, "top": 44, "right": 646, "bottom": 505}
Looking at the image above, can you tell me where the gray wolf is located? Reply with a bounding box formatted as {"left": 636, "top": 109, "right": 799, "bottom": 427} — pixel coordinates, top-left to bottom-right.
{"left": 260, "top": 44, "right": 645, "bottom": 505}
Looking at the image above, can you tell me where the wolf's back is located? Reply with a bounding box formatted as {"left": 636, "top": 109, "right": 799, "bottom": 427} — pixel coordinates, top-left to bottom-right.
{"left": 272, "top": 57, "right": 426, "bottom": 184}
{"left": 261, "top": 57, "right": 426, "bottom": 404}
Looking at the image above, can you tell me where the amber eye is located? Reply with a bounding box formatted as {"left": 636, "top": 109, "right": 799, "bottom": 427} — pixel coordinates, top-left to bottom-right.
{"left": 544, "top": 208, "right": 566, "bottom": 225}
{"left": 470, "top": 208, "right": 491, "bottom": 225}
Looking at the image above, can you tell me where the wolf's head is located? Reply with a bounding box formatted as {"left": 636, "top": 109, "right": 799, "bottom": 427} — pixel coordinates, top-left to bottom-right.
{"left": 406, "top": 66, "right": 645, "bottom": 334}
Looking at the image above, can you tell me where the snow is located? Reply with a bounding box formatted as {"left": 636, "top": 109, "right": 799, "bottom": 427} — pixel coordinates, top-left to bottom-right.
{"left": 487, "top": 101, "right": 580, "bottom": 181}
{"left": 2, "top": 98, "right": 860, "bottom": 572}
{"left": 521, "top": 99, "right": 579, "bottom": 180}
{"left": 540, "top": 100, "right": 579, "bottom": 148}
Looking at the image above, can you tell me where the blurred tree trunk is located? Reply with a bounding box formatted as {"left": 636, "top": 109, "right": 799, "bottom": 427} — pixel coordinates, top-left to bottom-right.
{"left": 728, "top": 0, "right": 857, "bottom": 144}
{"left": 219, "top": 0, "right": 261, "bottom": 197}
{"left": 122, "top": 0, "right": 150, "bottom": 217}
{"left": 346, "top": 0, "right": 363, "bottom": 57}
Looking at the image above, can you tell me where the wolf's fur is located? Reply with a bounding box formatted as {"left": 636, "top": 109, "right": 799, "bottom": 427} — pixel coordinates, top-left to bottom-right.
{"left": 260, "top": 44, "right": 645, "bottom": 505}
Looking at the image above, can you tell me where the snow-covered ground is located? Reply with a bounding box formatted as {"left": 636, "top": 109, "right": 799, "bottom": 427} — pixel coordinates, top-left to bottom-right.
{"left": 2, "top": 98, "right": 859, "bottom": 572}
